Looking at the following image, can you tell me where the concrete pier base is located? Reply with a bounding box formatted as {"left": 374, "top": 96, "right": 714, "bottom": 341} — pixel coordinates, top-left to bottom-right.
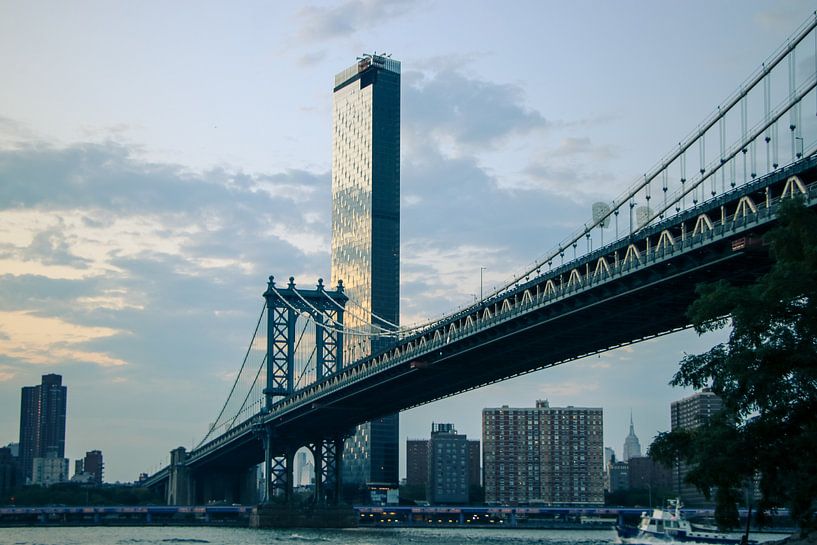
{"left": 249, "top": 505, "right": 357, "bottom": 528}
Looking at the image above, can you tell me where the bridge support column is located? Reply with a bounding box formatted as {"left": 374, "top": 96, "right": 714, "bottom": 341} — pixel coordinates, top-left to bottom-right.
{"left": 311, "top": 441, "right": 324, "bottom": 505}
{"left": 311, "top": 435, "right": 343, "bottom": 505}
{"left": 333, "top": 435, "right": 343, "bottom": 504}
{"left": 167, "top": 447, "right": 193, "bottom": 505}
{"left": 239, "top": 466, "right": 259, "bottom": 505}
{"left": 270, "top": 455, "right": 287, "bottom": 499}
{"left": 284, "top": 446, "right": 295, "bottom": 505}
{"left": 263, "top": 427, "right": 272, "bottom": 503}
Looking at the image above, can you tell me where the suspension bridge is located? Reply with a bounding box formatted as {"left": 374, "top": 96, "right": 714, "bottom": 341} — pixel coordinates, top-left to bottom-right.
{"left": 143, "top": 13, "right": 817, "bottom": 509}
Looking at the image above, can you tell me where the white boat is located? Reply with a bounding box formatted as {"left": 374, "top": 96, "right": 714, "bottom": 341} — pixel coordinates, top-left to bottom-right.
{"left": 616, "top": 499, "right": 755, "bottom": 545}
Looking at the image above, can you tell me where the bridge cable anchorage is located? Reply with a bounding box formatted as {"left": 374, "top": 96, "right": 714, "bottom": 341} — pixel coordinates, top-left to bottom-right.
{"left": 196, "top": 302, "right": 266, "bottom": 447}
{"left": 477, "top": 13, "right": 817, "bottom": 303}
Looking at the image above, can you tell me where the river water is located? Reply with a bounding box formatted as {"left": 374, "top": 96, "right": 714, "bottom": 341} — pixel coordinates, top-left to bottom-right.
{"left": 0, "top": 527, "right": 789, "bottom": 545}
{"left": 0, "top": 526, "right": 622, "bottom": 545}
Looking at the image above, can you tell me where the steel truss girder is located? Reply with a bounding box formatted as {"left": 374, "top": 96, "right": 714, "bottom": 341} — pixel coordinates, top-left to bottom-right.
{"left": 306, "top": 438, "right": 338, "bottom": 505}
{"left": 269, "top": 455, "right": 288, "bottom": 497}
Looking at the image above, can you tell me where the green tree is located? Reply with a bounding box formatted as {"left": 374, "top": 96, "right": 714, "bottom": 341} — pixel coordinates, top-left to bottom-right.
{"left": 649, "top": 198, "right": 817, "bottom": 531}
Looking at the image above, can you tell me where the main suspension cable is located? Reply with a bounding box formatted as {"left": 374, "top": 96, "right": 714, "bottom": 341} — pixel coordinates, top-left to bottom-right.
{"left": 196, "top": 303, "right": 266, "bottom": 447}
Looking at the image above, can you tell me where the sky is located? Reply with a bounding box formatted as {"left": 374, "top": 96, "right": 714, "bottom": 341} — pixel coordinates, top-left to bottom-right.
{"left": 0, "top": 1, "right": 813, "bottom": 483}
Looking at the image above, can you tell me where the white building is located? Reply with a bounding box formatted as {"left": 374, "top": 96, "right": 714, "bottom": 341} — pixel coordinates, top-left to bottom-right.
{"left": 32, "top": 455, "right": 69, "bottom": 486}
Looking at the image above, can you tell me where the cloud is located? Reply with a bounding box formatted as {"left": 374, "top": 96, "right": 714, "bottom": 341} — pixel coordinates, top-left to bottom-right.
{"left": 297, "top": 50, "right": 328, "bottom": 66}
{"left": 521, "top": 153, "right": 618, "bottom": 200}
{"left": 269, "top": 223, "right": 328, "bottom": 256}
{"left": 0, "top": 310, "right": 126, "bottom": 367}
{"left": 400, "top": 58, "right": 620, "bottom": 212}
{"left": 0, "top": 365, "right": 15, "bottom": 382}
{"left": 574, "top": 357, "right": 612, "bottom": 370}
{"left": 753, "top": 1, "right": 814, "bottom": 33}
{"left": 404, "top": 67, "right": 547, "bottom": 154}
{"left": 554, "top": 137, "right": 617, "bottom": 161}
{"left": 0, "top": 142, "right": 332, "bottom": 279}
{"left": 0, "top": 135, "right": 336, "bottom": 423}
{"left": 540, "top": 380, "right": 600, "bottom": 398}
{"left": 253, "top": 169, "right": 325, "bottom": 202}
{"left": 0, "top": 116, "right": 40, "bottom": 149}
{"left": 76, "top": 290, "right": 145, "bottom": 311}
{"left": 297, "top": 0, "right": 418, "bottom": 41}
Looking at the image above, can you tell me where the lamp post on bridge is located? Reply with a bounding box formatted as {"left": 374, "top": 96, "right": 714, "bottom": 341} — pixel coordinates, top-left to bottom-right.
{"left": 480, "top": 266, "right": 486, "bottom": 301}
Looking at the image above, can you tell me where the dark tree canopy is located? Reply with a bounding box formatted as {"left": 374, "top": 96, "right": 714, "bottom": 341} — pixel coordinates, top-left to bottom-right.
{"left": 649, "top": 198, "right": 817, "bottom": 531}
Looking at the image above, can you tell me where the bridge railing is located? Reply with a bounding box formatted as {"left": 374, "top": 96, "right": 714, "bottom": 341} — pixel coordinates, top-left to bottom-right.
{"left": 152, "top": 14, "right": 817, "bottom": 476}
{"left": 451, "top": 12, "right": 817, "bottom": 314}
{"left": 255, "top": 167, "right": 816, "bottom": 421}
{"left": 182, "top": 160, "right": 816, "bottom": 467}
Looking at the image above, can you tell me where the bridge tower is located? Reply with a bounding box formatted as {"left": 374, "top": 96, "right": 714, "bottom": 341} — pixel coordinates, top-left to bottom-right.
{"left": 261, "top": 276, "right": 347, "bottom": 504}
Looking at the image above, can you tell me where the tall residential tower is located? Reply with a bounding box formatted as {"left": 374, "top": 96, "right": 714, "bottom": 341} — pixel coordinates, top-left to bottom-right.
{"left": 18, "top": 374, "right": 67, "bottom": 484}
{"left": 670, "top": 389, "right": 723, "bottom": 506}
{"left": 330, "top": 54, "right": 401, "bottom": 492}
{"left": 483, "top": 400, "right": 604, "bottom": 506}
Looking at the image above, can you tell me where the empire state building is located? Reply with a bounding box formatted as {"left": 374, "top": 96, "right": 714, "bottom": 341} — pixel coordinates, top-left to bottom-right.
{"left": 623, "top": 413, "right": 642, "bottom": 461}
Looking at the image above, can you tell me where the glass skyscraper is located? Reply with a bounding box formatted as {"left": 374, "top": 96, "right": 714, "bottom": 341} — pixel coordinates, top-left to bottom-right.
{"left": 330, "top": 54, "right": 400, "bottom": 492}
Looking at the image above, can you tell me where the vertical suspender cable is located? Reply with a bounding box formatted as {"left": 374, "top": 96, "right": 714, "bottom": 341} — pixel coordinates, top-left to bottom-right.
{"left": 730, "top": 156, "right": 736, "bottom": 188}
{"left": 696, "top": 133, "right": 705, "bottom": 204}
{"left": 719, "top": 110, "right": 725, "bottom": 195}
{"left": 789, "top": 46, "right": 797, "bottom": 162}
{"left": 662, "top": 168, "right": 668, "bottom": 214}
{"left": 742, "top": 95, "right": 749, "bottom": 183}
{"left": 680, "top": 147, "right": 686, "bottom": 211}
{"left": 764, "top": 66, "right": 772, "bottom": 172}
{"left": 644, "top": 174, "right": 651, "bottom": 221}
{"left": 752, "top": 137, "right": 758, "bottom": 178}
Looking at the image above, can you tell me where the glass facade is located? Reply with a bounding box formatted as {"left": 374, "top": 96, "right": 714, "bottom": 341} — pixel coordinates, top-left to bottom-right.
{"left": 330, "top": 55, "right": 400, "bottom": 490}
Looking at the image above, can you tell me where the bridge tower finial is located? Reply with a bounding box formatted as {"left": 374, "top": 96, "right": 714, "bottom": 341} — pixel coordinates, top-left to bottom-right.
{"left": 288, "top": 276, "right": 296, "bottom": 289}
{"left": 317, "top": 278, "right": 324, "bottom": 291}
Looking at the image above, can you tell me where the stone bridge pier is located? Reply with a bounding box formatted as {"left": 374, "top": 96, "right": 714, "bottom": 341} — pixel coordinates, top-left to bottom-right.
{"left": 262, "top": 427, "right": 345, "bottom": 507}
{"left": 167, "top": 447, "right": 192, "bottom": 505}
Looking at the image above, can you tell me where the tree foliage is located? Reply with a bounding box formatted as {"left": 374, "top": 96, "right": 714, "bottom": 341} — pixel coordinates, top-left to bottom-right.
{"left": 7, "top": 482, "right": 161, "bottom": 506}
{"left": 649, "top": 198, "right": 817, "bottom": 530}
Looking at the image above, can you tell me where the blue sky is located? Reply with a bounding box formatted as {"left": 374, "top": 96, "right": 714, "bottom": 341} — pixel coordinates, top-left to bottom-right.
{"left": 0, "top": 1, "right": 812, "bottom": 483}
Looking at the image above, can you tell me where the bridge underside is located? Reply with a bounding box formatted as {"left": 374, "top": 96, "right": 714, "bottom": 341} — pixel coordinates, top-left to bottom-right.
{"left": 170, "top": 160, "right": 817, "bottom": 505}
{"left": 263, "top": 225, "right": 773, "bottom": 445}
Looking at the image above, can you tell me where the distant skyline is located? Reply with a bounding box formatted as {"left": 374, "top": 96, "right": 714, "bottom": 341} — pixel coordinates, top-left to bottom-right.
{"left": 0, "top": 1, "right": 812, "bottom": 482}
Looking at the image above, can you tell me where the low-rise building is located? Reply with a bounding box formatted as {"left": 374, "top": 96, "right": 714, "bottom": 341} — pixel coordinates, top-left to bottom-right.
{"left": 32, "top": 454, "right": 69, "bottom": 486}
{"left": 428, "top": 423, "right": 469, "bottom": 504}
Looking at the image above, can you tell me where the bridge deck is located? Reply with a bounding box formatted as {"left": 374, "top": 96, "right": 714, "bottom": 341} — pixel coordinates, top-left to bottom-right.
{"left": 172, "top": 158, "right": 817, "bottom": 474}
